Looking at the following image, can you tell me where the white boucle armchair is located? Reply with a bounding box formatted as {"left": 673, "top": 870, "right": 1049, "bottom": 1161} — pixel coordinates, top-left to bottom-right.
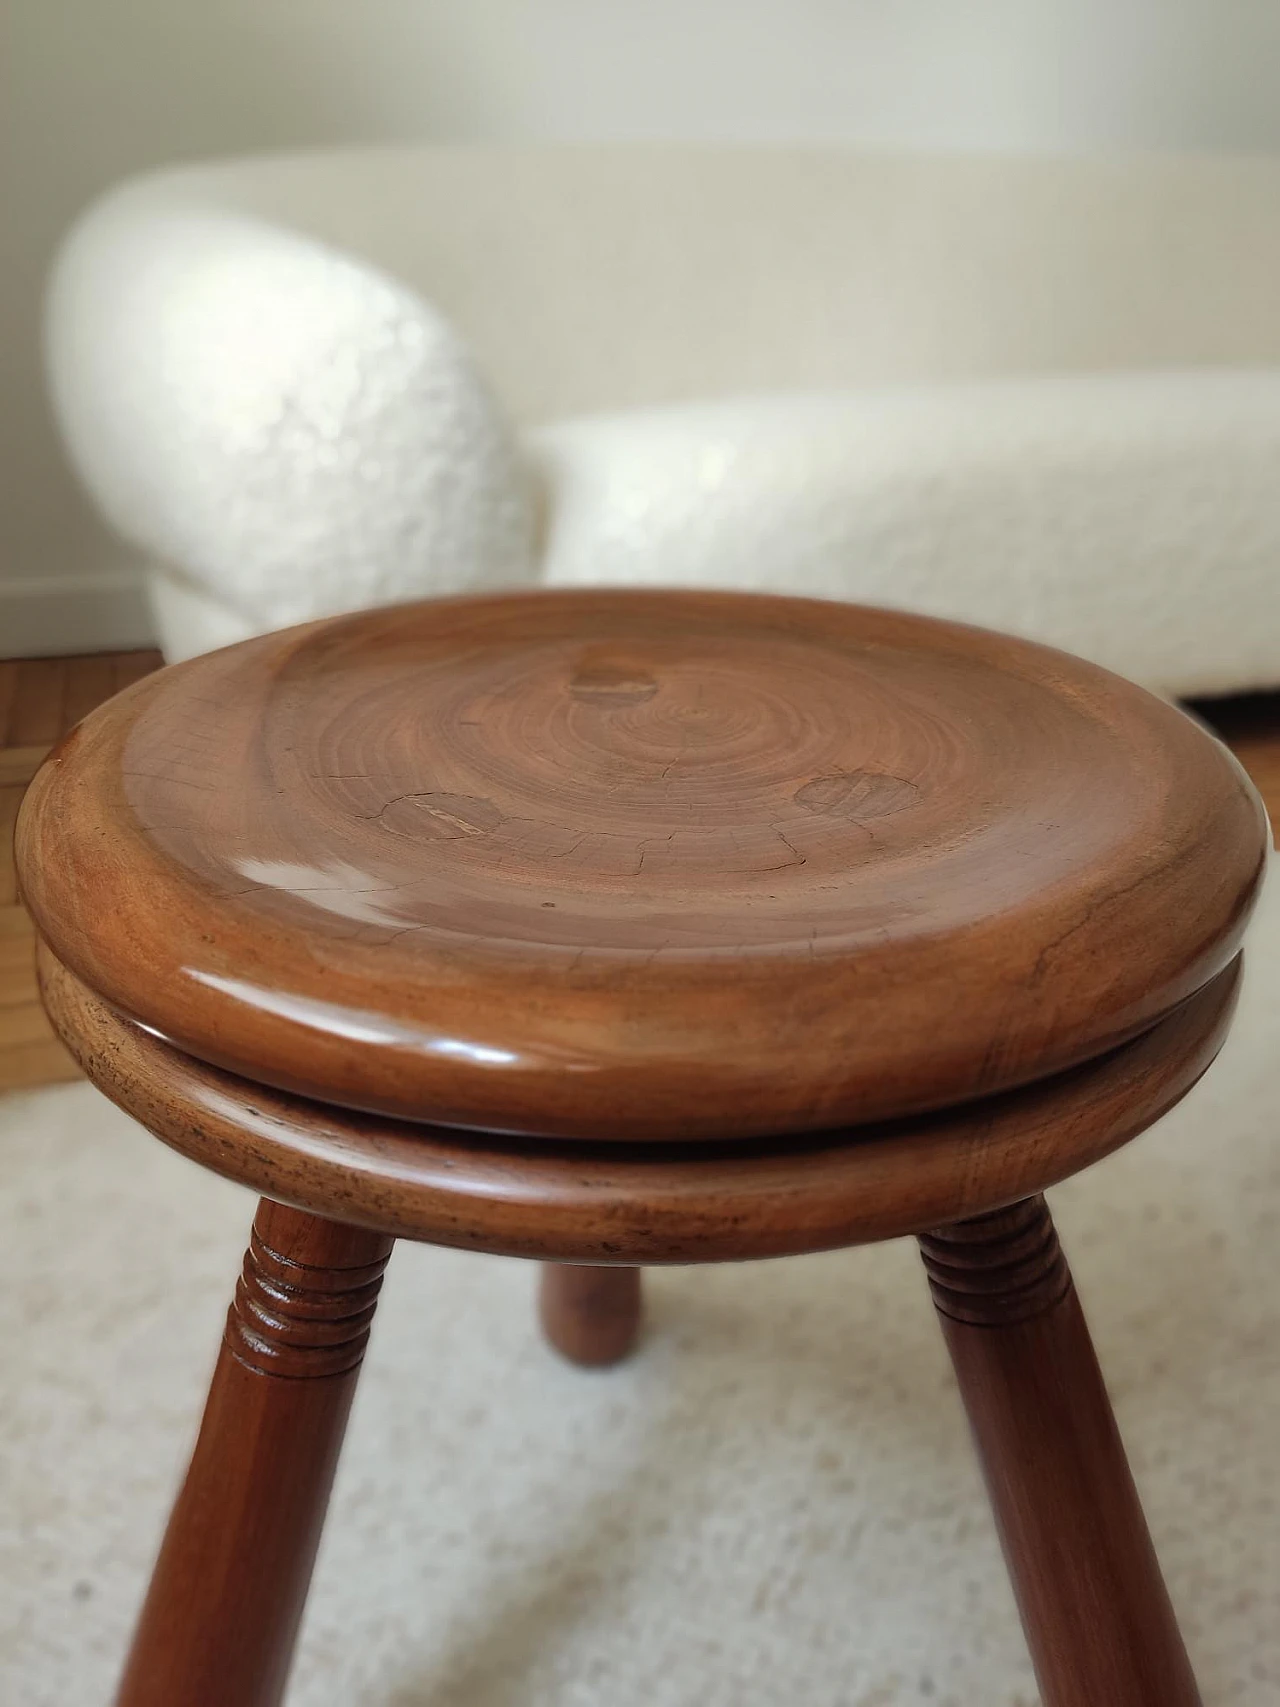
{"left": 46, "top": 146, "right": 1280, "bottom": 692}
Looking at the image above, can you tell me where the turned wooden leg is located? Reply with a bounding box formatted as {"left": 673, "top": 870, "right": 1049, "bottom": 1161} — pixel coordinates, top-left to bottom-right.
{"left": 538, "top": 1263, "right": 643, "bottom": 1367}
{"left": 919, "top": 1195, "right": 1201, "bottom": 1707}
{"left": 116, "top": 1201, "right": 393, "bottom": 1707}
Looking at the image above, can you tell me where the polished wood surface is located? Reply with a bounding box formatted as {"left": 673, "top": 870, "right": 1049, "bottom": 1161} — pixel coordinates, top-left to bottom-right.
{"left": 6, "top": 652, "right": 1277, "bottom": 1108}
{"left": 41, "top": 942, "right": 1241, "bottom": 1261}
{"left": 539, "top": 1264, "right": 643, "bottom": 1366}
{"left": 921, "top": 1199, "right": 1202, "bottom": 1707}
{"left": 116, "top": 1200, "right": 392, "bottom": 1707}
{"left": 17, "top": 592, "right": 1267, "bottom": 1140}
{"left": 0, "top": 650, "right": 161, "bottom": 1092}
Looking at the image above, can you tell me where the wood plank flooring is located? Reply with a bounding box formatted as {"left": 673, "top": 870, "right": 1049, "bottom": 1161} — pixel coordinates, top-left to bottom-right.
{"left": 0, "top": 653, "right": 1277, "bottom": 1095}
{"left": 0, "top": 651, "right": 162, "bottom": 1091}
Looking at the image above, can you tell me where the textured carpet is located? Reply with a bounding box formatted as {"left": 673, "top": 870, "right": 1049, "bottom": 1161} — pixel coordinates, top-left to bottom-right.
{"left": 1, "top": 883, "right": 1277, "bottom": 1706}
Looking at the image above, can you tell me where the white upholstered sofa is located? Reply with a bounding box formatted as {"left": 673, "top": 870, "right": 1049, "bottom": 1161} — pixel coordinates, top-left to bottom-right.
{"left": 46, "top": 146, "right": 1280, "bottom": 693}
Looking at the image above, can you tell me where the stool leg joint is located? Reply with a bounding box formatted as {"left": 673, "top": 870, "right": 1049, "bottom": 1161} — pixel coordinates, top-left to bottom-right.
{"left": 919, "top": 1194, "right": 1070, "bottom": 1326}
{"left": 919, "top": 1194, "right": 1202, "bottom": 1707}
{"left": 226, "top": 1217, "right": 391, "bottom": 1379}
{"left": 116, "top": 1201, "right": 393, "bottom": 1707}
{"left": 538, "top": 1263, "right": 643, "bottom": 1367}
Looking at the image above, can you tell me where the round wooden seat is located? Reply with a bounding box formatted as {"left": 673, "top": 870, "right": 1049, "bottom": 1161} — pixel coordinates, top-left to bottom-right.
{"left": 16, "top": 589, "right": 1266, "bottom": 1141}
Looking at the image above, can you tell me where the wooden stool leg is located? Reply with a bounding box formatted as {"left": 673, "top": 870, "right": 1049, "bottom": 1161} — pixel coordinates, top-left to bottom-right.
{"left": 538, "top": 1263, "right": 643, "bottom": 1367}
{"left": 116, "top": 1200, "right": 393, "bottom": 1707}
{"left": 918, "top": 1195, "right": 1201, "bottom": 1707}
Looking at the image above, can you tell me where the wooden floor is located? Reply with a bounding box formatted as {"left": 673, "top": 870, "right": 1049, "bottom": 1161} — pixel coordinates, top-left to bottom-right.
{"left": 1, "top": 651, "right": 162, "bottom": 1091}
{"left": 1, "top": 653, "right": 1277, "bottom": 1095}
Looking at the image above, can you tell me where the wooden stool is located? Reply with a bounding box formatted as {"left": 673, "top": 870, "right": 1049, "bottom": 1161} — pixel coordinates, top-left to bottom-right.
{"left": 16, "top": 590, "right": 1267, "bottom": 1707}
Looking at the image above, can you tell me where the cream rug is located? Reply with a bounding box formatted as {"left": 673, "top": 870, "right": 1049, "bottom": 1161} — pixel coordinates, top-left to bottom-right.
{"left": 2, "top": 883, "right": 1277, "bottom": 1706}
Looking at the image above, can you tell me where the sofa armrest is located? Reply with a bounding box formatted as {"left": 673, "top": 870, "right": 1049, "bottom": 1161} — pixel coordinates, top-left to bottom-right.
{"left": 46, "top": 181, "right": 535, "bottom": 632}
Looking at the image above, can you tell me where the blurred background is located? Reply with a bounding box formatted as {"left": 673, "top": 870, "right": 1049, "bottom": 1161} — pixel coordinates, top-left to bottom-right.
{"left": 6, "top": 0, "right": 1280, "bottom": 655}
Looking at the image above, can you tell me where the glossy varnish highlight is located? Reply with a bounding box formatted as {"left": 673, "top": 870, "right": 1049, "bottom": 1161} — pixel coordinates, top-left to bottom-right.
{"left": 17, "top": 590, "right": 1268, "bottom": 1139}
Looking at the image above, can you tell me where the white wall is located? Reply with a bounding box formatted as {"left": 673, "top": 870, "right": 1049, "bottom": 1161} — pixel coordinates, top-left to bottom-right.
{"left": 5, "top": 0, "right": 1280, "bottom": 651}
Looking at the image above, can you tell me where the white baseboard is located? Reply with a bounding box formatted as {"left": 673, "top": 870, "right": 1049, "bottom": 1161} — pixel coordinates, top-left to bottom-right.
{"left": 0, "top": 571, "right": 156, "bottom": 657}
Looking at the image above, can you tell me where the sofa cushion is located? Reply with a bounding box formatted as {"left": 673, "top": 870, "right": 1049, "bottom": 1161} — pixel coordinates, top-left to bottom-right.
{"left": 533, "top": 375, "right": 1280, "bottom": 696}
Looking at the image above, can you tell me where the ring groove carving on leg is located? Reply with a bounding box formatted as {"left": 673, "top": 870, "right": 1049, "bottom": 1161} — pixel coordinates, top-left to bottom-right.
{"left": 226, "top": 1219, "right": 392, "bottom": 1379}
{"left": 919, "top": 1196, "right": 1071, "bottom": 1326}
